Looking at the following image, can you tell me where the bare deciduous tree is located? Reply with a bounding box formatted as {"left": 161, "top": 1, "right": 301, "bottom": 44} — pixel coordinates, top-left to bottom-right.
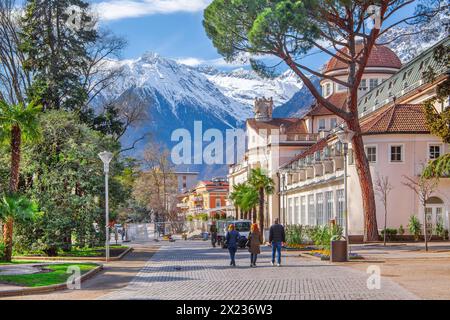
{"left": 402, "top": 174, "right": 439, "bottom": 251}
{"left": 133, "top": 141, "right": 177, "bottom": 222}
{"left": 375, "top": 174, "right": 393, "bottom": 246}
{"left": 0, "top": 0, "right": 31, "bottom": 104}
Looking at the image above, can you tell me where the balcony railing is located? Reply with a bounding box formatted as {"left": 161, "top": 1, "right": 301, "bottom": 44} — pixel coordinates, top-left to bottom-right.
{"left": 269, "top": 133, "right": 320, "bottom": 144}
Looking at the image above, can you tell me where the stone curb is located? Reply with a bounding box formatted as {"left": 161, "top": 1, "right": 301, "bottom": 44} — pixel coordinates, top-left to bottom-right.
{"left": 0, "top": 264, "right": 103, "bottom": 298}
{"left": 13, "top": 247, "right": 133, "bottom": 262}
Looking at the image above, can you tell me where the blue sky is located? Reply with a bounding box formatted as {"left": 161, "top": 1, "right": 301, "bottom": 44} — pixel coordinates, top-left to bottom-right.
{"left": 91, "top": 0, "right": 417, "bottom": 71}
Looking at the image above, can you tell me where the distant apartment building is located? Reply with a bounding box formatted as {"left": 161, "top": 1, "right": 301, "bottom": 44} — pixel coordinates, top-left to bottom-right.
{"left": 229, "top": 37, "right": 449, "bottom": 236}
{"left": 178, "top": 177, "right": 230, "bottom": 218}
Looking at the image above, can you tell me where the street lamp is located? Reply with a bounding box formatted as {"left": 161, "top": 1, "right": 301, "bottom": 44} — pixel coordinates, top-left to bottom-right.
{"left": 335, "top": 126, "right": 355, "bottom": 261}
{"left": 98, "top": 151, "right": 113, "bottom": 262}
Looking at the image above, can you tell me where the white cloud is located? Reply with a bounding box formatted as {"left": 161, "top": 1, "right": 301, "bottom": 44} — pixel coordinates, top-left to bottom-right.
{"left": 175, "top": 57, "right": 205, "bottom": 67}
{"left": 95, "top": 0, "right": 213, "bottom": 21}
{"left": 175, "top": 57, "right": 249, "bottom": 68}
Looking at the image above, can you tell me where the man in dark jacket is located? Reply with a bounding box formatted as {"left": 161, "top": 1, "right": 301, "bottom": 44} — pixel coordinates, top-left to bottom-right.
{"left": 210, "top": 222, "right": 218, "bottom": 248}
{"left": 269, "top": 218, "right": 285, "bottom": 266}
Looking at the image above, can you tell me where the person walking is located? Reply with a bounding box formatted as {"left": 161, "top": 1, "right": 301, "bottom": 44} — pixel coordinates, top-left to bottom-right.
{"left": 225, "top": 224, "right": 240, "bottom": 267}
{"left": 269, "top": 218, "right": 285, "bottom": 267}
{"left": 210, "top": 221, "right": 218, "bottom": 248}
{"left": 248, "top": 223, "right": 263, "bottom": 267}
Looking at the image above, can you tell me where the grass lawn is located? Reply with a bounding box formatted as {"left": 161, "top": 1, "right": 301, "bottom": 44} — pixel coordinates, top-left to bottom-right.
{"left": 0, "top": 260, "right": 42, "bottom": 266}
{"left": 0, "top": 263, "right": 97, "bottom": 287}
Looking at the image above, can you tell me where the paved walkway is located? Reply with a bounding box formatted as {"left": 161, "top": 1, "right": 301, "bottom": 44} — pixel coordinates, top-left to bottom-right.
{"left": 100, "top": 241, "right": 417, "bottom": 300}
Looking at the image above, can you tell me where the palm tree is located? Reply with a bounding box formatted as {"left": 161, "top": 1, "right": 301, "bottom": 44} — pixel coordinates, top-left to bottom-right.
{"left": 0, "top": 101, "right": 41, "bottom": 261}
{"left": 229, "top": 183, "right": 246, "bottom": 219}
{"left": 0, "top": 194, "right": 38, "bottom": 261}
{"left": 248, "top": 168, "right": 274, "bottom": 237}
{"left": 240, "top": 185, "right": 259, "bottom": 223}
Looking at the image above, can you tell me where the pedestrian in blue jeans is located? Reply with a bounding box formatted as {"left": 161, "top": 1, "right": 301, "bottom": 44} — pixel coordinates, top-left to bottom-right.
{"left": 225, "top": 224, "right": 240, "bottom": 267}
{"left": 269, "top": 218, "right": 285, "bottom": 266}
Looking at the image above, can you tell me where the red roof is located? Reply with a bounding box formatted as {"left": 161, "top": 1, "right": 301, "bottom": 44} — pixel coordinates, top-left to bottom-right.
{"left": 324, "top": 44, "right": 402, "bottom": 74}
{"left": 361, "top": 104, "right": 429, "bottom": 134}
{"left": 247, "top": 118, "right": 308, "bottom": 134}
{"left": 307, "top": 92, "right": 347, "bottom": 117}
{"left": 281, "top": 104, "right": 429, "bottom": 168}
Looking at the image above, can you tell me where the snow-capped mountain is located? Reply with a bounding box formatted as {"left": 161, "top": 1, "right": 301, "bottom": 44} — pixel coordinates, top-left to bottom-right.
{"left": 196, "top": 66, "right": 304, "bottom": 107}
{"left": 108, "top": 53, "right": 252, "bottom": 125}
{"left": 382, "top": 11, "right": 448, "bottom": 63}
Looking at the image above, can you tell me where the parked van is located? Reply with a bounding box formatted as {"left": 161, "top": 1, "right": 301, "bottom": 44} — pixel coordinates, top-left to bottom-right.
{"left": 220, "top": 220, "right": 252, "bottom": 249}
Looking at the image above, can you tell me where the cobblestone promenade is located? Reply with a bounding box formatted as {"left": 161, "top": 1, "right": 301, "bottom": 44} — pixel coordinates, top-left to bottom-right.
{"left": 100, "top": 241, "right": 417, "bottom": 300}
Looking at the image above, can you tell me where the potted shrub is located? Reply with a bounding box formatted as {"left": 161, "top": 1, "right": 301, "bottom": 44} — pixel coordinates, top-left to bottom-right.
{"left": 408, "top": 215, "right": 422, "bottom": 241}
{"left": 398, "top": 225, "right": 405, "bottom": 236}
{"left": 381, "top": 228, "right": 398, "bottom": 242}
{"left": 330, "top": 226, "right": 347, "bottom": 262}
{"left": 435, "top": 222, "right": 445, "bottom": 240}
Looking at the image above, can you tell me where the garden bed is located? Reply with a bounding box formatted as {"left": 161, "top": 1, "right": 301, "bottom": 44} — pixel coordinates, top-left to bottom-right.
{"left": 306, "top": 250, "right": 363, "bottom": 261}
{"left": 0, "top": 263, "right": 98, "bottom": 288}
{"left": 13, "top": 245, "right": 131, "bottom": 261}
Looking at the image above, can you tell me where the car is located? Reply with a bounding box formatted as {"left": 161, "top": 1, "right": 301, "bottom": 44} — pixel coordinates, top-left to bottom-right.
{"left": 220, "top": 220, "right": 252, "bottom": 249}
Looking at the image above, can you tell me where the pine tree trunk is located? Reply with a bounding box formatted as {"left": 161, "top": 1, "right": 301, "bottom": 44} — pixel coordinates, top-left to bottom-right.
{"left": 350, "top": 130, "right": 379, "bottom": 242}
{"left": 258, "top": 188, "right": 264, "bottom": 239}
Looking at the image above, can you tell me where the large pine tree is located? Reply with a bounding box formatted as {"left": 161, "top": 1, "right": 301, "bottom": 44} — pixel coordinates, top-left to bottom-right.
{"left": 20, "top": 0, "right": 97, "bottom": 112}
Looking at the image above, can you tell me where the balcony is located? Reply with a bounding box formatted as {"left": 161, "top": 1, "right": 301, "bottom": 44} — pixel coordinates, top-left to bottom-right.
{"left": 268, "top": 133, "right": 320, "bottom": 144}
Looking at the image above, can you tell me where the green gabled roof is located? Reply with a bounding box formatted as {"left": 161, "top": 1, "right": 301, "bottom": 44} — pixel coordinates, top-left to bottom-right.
{"left": 358, "top": 36, "right": 449, "bottom": 117}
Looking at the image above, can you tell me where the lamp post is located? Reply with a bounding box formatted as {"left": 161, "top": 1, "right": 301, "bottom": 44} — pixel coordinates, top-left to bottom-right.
{"left": 335, "top": 127, "right": 355, "bottom": 261}
{"left": 98, "top": 151, "right": 113, "bottom": 262}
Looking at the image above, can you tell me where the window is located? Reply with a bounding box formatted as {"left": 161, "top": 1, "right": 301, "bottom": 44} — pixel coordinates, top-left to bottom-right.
{"left": 365, "top": 146, "right": 377, "bottom": 163}
{"left": 323, "top": 84, "right": 332, "bottom": 96}
{"left": 300, "top": 196, "right": 306, "bottom": 225}
{"left": 315, "top": 151, "right": 321, "bottom": 161}
{"left": 390, "top": 145, "right": 403, "bottom": 162}
{"left": 330, "top": 118, "right": 337, "bottom": 129}
{"left": 318, "top": 119, "right": 326, "bottom": 131}
{"left": 436, "top": 207, "right": 443, "bottom": 224}
{"left": 215, "top": 198, "right": 222, "bottom": 208}
{"left": 316, "top": 193, "right": 324, "bottom": 225}
{"left": 360, "top": 79, "right": 367, "bottom": 91}
{"left": 294, "top": 197, "right": 300, "bottom": 225}
{"left": 336, "top": 189, "right": 345, "bottom": 227}
{"left": 308, "top": 195, "right": 315, "bottom": 226}
{"left": 326, "top": 83, "right": 332, "bottom": 96}
{"left": 348, "top": 148, "right": 354, "bottom": 165}
{"left": 369, "top": 78, "right": 378, "bottom": 90}
{"left": 288, "top": 198, "right": 293, "bottom": 225}
{"left": 429, "top": 145, "right": 441, "bottom": 160}
{"left": 325, "top": 191, "right": 334, "bottom": 223}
